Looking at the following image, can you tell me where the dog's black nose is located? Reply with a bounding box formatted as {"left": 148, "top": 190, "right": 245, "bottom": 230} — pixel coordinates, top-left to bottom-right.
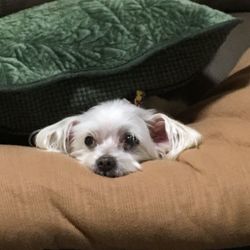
{"left": 96, "top": 155, "right": 116, "bottom": 172}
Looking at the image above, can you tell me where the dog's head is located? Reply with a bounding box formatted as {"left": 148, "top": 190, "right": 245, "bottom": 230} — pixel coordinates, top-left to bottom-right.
{"left": 34, "top": 99, "right": 201, "bottom": 177}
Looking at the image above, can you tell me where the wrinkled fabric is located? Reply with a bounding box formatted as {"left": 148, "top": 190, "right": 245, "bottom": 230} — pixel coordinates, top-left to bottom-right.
{"left": 0, "top": 59, "right": 250, "bottom": 250}
{"left": 0, "top": 0, "right": 235, "bottom": 86}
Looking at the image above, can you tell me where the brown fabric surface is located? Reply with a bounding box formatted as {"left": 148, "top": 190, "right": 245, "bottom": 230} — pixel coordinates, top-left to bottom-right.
{"left": 1, "top": 67, "right": 250, "bottom": 249}
{"left": 0, "top": 0, "right": 53, "bottom": 17}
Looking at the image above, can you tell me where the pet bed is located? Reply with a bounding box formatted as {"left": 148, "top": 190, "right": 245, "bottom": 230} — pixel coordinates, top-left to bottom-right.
{"left": 0, "top": 50, "right": 250, "bottom": 250}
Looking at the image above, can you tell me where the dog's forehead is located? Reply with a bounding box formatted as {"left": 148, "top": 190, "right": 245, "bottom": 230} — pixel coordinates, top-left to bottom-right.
{"left": 75, "top": 100, "right": 152, "bottom": 137}
{"left": 82, "top": 101, "right": 132, "bottom": 122}
{"left": 89, "top": 100, "right": 152, "bottom": 119}
{"left": 82, "top": 114, "right": 137, "bottom": 135}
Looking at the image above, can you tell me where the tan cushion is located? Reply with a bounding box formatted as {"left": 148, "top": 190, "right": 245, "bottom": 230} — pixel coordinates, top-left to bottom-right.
{"left": 1, "top": 67, "right": 250, "bottom": 250}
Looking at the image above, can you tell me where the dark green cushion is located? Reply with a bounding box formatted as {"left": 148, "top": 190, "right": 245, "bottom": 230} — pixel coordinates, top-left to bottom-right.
{"left": 0, "top": 0, "right": 239, "bottom": 138}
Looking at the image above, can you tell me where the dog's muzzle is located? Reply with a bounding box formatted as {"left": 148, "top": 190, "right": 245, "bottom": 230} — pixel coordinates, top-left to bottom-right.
{"left": 96, "top": 155, "right": 117, "bottom": 175}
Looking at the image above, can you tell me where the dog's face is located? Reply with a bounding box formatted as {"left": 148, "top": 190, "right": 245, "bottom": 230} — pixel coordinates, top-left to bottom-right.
{"left": 69, "top": 100, "right": 162, "bottom": 177}
{"left": 34, "top": 100, "right": 201, "bottom": 177}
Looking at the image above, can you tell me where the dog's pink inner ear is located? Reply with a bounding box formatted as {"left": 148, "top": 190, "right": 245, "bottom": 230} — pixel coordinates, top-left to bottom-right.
{"left": 149, "top": 118, "right": 168, "bottom": 143}
{"left": 68, "top": 120, "right": 80, "bottom": 143}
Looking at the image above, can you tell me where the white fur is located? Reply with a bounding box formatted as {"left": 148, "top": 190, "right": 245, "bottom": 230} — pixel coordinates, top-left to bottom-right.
{"left": 34, "top": 99, "right": 202, "bottom": 177}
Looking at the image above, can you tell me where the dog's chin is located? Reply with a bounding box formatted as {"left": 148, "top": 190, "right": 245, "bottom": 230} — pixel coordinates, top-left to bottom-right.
{"left": 90, "top": 160, "right": 141, "bottom": 178}
{"left": 92, "top": 165, "right": 139, "bottom": 178}
{"left": 93, "top": 168, "right": 123, "bottom": 178}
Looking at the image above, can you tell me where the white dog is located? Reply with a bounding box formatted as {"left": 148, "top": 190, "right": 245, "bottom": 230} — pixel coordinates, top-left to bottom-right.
{"left": 34, "top": 99, "right": 201, "bottom": 177}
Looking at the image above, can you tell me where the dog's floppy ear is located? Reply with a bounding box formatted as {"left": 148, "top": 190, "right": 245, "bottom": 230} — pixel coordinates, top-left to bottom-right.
{"left": 147, "top": 113, "right": 202, "bottom": 159}
{"left": 34, "top": 116, "right": 80, "bottom": 153}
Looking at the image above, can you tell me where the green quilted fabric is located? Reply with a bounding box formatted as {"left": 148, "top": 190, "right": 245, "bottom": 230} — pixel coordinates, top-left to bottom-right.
{"left": 0, "top": 0, "right": 239, "bottom": 137}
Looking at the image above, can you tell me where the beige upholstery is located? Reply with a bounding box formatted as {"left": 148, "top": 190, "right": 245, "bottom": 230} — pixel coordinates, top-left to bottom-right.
{"left": 0, "top": 54, "right": 250, "bottom": 250}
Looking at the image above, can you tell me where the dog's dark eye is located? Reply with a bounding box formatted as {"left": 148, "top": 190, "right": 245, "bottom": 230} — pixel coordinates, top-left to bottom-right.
{"left": 123, "top": 133, "right": 139, "bottom": 151}
{"left": 84, "top": 135, "right": 96, "bottom": 148}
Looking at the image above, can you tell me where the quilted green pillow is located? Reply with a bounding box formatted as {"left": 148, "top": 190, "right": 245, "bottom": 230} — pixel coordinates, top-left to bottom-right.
{"left": 0, "top": 0, "right": 239, "bottom": 138}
